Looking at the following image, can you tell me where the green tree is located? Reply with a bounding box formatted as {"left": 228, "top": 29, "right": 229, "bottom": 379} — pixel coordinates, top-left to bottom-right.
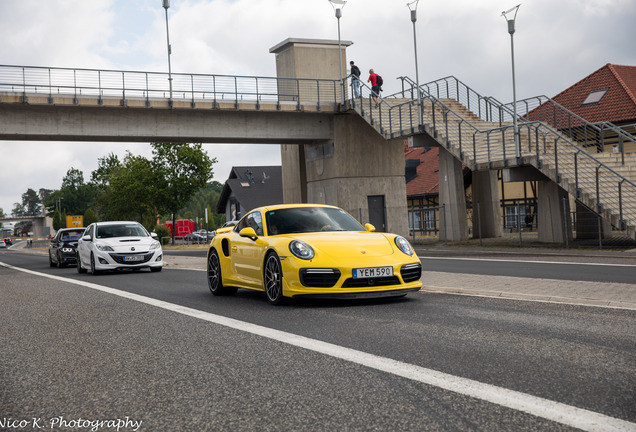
{"left": 58, "top": 168, "right": 95, "bottom": 215}
{"left": 154, "top": 224, "right": 170, "bottom": 245}
{"left": 52, "top": 208, "right": 62, "bottom": 231}
{"left": 38, "top": 188, "right": 53, "bottom": 206}
{"left": 109, "top": 152, "right": 158, "bottom": 226}
{"left": 90, "top": 153, "right": 122, "bottom": 220}
{"left": 177, "top": 181, "right": 225, "bottom": 230}
{"left": 21, "top": 188, "right": 42, "bottom": 215}
{"left": 83, "top": 208, "right": 99, "bottom": 226}
{"left": 11, "top": 202, "right": 26, "bottom": 217}
{"left": 151, "top": 142, "right": 215, "bottom": 244}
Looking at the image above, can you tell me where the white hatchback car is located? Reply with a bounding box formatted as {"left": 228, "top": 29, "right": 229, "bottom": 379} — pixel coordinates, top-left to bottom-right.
{"left": 77, "top": 221, "right": 163, "bottom": 274}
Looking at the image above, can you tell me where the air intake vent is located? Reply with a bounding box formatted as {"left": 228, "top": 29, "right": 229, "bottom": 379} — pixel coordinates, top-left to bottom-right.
{"left": 300, "top": 268, "right": 341, "bottom": 287}
{"left": 400, "top": 263, "right": 422, "bottom": 283}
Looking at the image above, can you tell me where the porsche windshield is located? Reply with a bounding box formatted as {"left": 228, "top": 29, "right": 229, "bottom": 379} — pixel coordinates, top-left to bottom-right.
{"left": 265, "top": 207, "right": 364, "bottom": 235}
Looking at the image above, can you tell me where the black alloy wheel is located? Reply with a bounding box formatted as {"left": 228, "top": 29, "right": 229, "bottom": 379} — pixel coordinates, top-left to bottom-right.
{"left": 264, "top": 252, "right": 284, "bottom": 305}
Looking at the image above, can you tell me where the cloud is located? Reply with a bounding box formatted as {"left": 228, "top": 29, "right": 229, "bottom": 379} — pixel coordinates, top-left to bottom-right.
{"left": 0, "top": 0, "right": 634, "bottom": 215}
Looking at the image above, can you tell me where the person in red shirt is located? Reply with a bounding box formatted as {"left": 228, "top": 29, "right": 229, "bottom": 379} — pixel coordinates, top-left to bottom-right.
{"left": 367, "top": 69, "right": 380, "bottom": 107}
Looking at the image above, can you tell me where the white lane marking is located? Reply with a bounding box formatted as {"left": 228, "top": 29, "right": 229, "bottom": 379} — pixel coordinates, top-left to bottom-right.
{"left": 419, "top": 256, "right": 636, "bottom": 268}
{"left": 2, "top": 261, "right": 634, "bottom": 432}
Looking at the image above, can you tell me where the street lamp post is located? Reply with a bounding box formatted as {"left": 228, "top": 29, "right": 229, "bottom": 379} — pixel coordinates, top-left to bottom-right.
{"left": 407, "top": 0, "right": 422, "bottom": 128}
{"left": 56, "top": 197, "right": 64, "bottom": 228}
{"left": 328, "top": 0, "right": 346, "bottom": 108}
{"left": 502, "top": 4, "right": 521, "bottom": 159}
{"left": 162, "top": 0, "right": 173, "bottom": 106}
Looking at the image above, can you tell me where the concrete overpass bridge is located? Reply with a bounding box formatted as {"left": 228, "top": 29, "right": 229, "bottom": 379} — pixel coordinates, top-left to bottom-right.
{"left": 1, "top": 38, "right": 635, "bottom": 241}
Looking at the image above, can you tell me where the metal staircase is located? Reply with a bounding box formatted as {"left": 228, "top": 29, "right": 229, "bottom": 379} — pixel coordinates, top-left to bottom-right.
{"left": 347, "top": 75, "right": 636, "bottom": 241}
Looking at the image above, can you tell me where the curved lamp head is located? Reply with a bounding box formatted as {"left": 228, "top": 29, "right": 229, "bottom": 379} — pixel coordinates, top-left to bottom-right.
{"left": 501, "top": 4, "right": 521, "bottom": 34}
{"left": 407, "top": 0, "right": 419, "bottom": 22}
{"left": 328, "top": 0, "right": 346, "bottom": 17}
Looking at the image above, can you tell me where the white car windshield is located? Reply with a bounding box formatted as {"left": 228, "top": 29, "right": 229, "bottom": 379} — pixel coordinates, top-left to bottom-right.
{"left": 96, "top": 224, "right": 147, "bottom": 239}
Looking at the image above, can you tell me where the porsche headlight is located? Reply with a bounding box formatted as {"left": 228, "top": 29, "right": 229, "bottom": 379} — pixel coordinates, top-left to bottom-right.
{"left": 289, "top": 240, "right": 315, "bottom": 260}
{"left": 394, "top": 236, "right": 414, "bottom": 256}
{"left": 95, "top": 243, "right": 114, "bottom": 252}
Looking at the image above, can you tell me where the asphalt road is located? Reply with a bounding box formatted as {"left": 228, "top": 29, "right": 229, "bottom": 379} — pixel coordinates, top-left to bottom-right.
{"left": 1, "top": 250, "right": 635, "bottom": 432}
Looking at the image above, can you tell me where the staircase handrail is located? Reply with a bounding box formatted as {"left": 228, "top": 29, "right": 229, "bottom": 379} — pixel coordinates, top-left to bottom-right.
{"left": 397, "top": 73, "right": 636, "bottom": 164}
{"left": 397, "top": 75, "right": 520, "bottom": 127}
{"left": 356, "top": 77, "right": 636, "bottom": 191}
{"left": 507, "top": 94, "right": 636, "bottom": 156}
{"left": 387, "top": 94, "right": 636, "bottom": 227}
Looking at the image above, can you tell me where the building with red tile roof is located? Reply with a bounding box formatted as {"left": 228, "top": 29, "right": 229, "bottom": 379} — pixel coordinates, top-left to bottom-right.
{"left": 527, "top": 63, "right": 636, "bottom": 147}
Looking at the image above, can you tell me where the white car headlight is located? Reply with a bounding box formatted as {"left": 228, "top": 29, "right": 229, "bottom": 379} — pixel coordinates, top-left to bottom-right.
{"left": 289, "top": 240, "right": 315, "bottom": 260}
{"left": 150, "top": 240, "right": 161, "bottom": 250}
{"left": 394, "top": 236, "right": 414, "bottom": 256}
{"left": 95, "top": 243, "right": 114, "bottom": 252}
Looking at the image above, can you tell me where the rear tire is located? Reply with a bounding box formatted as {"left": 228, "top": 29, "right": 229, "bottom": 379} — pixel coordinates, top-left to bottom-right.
{"left": 207, "top": 249, "right": 236, "bottom": 296}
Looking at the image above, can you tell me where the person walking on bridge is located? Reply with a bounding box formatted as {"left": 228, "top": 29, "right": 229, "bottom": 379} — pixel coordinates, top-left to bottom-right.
{"left": 350, "top": 61, "right": 361, "bottom": 98}
{"left": 368, "top": 68, "right": 380, "bottom": 107}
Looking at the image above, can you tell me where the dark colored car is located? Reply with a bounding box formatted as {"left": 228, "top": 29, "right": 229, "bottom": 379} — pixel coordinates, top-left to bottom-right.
{"left": 49, "top": 227, "right": 86, "bottom": 268}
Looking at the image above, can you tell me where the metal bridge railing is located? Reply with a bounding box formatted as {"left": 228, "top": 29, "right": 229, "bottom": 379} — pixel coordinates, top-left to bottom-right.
{"left": 0, "top": 64, "right": 341, "bottom": 110}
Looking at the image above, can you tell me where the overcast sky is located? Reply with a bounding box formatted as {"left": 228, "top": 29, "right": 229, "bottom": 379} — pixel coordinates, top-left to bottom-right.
{"left": 1, "top": 0, "right": 635, "bottom": 215}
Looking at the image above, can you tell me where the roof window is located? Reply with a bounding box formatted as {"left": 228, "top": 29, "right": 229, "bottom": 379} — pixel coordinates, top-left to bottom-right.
{"left": 582, "top": 88, "right": 608, "bottom": 106}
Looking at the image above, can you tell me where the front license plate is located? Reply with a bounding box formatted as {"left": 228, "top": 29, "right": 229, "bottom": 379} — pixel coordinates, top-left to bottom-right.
{"left": 353, "top": 266, "right": 393, "bottom": 278}
{"left": 124, "top": 255, "right": 143, "bottom": 262}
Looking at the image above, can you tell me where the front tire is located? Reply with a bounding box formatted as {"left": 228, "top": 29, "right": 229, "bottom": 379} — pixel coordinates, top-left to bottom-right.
{"left": 207, "top": 249, "right": 236, "bottom": 296}
{"left": 49, "top": 252, "right": 55, "bottom": 267}
{"left": 90, "top": 253, "right": 100, "bottom": 275}
{"left": 264, "top": 252, "right": 284, "bottom": 305}
{"left": 56, "top": 252, "right": 63, "bottom": 268}
{"left": 77, "top": 253, "right": 87, "bottom": 274}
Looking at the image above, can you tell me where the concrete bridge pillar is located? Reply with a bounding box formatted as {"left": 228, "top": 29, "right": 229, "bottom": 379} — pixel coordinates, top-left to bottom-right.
{"left": 438, "top": 147, "right": 468, "bottom": 241}
{"left": 537, "top": 181, "right": 572, "bottom": 243}
{"left": 472, "top": 170, "right": 503, "bottom": 238}
{"left": 270, "top": 38, "right": 409, "bottom": 236}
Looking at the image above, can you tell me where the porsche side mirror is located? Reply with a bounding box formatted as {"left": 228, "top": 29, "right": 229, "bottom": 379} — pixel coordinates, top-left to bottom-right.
{"left": 239, "top": 227, "right": 258, "bottom": 240}
{"left": 365, "top": 223, "right": 376, "bottom": 232}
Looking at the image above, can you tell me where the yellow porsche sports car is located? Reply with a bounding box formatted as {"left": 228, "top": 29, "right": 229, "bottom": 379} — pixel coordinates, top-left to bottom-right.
{"left": 206, "top": 204, "right": 422, "bottom": 304}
